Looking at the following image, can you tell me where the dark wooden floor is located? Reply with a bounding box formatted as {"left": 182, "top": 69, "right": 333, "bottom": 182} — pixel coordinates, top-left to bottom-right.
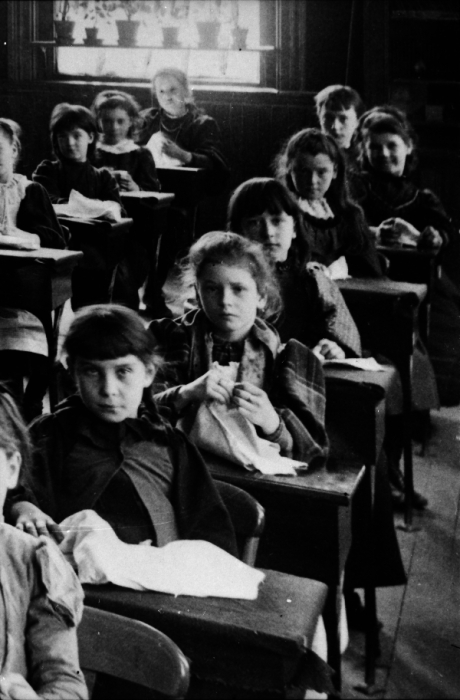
{"left": 342, "top": 406, "right": 460, "bottom": 699}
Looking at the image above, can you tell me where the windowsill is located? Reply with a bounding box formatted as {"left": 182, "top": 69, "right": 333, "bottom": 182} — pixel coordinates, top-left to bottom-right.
{"left": 41, "top": 79, "right": 280, "bottom": 94}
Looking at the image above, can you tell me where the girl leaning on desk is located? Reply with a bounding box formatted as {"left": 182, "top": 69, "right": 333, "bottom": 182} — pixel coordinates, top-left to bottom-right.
{"left": 0, "top": 118, "right": 66, "bottom": 422}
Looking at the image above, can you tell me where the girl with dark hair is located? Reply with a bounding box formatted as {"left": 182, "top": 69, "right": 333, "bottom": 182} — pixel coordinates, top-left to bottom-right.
{"left": 7, "top": 303, "right": 237, "bottom": 555}
{"left": 150, "top": 231, "right": 328, "bottom": 464}
{"left": 0, "top": 389, "right": 87, "bottom": 700}
{"left": 276, "top": 127, "right": 382, "bottom": 278}
{"left": 0, "top": 118, "right": 66, "bottom": 420}
{"left": 355, "top": 106, "right": 460, "bottom": 407}
{"left": 228, "top": 177, "right": 361, "bottom": 359}
{"left": 33, "top": 103, "right": 122, "bottom": 208}
{"left": 92, "top": 90, "right": 160, "bottom": 192}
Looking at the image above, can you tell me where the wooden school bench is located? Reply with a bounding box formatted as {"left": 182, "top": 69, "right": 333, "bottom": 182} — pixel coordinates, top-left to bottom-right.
{"left": 0, "top": 246, "right": 83, "bottom": 407}
{"left": 84, "top": 570, "right": 333, "bottom": 699}
{"left": 338, "top": 277, "right": 427, "bottom": 528}
{"left": 206, "top": 457, "right": 365, "bottom": 695}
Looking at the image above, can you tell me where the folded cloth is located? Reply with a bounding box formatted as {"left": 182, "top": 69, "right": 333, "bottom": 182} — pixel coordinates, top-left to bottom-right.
{"left": 53, "top": 189, "right": 122, "bottom": 222}
{"left": 59, "top": 510, "right": 265, "bottom": 599}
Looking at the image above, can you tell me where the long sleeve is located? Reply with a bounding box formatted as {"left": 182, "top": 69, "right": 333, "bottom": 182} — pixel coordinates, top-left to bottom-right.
{"left": 16, "top": 182, "right": 67, "bottom": 249}
{"left": 32, "top": 160, "right": 67, "bottom": 205}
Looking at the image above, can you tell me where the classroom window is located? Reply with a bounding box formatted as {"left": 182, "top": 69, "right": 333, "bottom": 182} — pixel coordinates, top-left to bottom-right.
{"left": 52, "top": 0, "right": 274, "bottom": 85}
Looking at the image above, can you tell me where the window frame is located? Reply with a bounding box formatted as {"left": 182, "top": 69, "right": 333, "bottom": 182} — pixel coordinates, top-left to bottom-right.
{"left": 6, "top": 0, "right": 307, "bottom": 93}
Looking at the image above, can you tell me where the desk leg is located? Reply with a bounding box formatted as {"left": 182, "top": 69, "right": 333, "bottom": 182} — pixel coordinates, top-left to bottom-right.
{"left": 323, "top": 579, "right": 343, "bottom": 696}
{"left": 143, "top": 208, "right": 169, "bottom": 317}
{"left": 400, "top": 356, "right": 416, "bottom": 529}
{"left": 48, "top": 305, "right": 64, "bottom": 411}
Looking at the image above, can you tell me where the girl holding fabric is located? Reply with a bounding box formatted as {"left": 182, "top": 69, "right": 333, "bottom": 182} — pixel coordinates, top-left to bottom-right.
{"left": 150, "top": 231, "right": 328, "bottom": 465}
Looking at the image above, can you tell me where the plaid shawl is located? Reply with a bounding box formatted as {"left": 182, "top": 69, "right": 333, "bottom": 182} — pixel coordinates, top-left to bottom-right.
{"left": 150, "top": 310, "right": 328, "bottom": 463}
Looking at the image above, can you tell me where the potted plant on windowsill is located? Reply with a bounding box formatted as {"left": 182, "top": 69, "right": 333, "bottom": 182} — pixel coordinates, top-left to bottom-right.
{"left": 195, "top": 0, "right": 222, "bottom": 49}
{"left": 110, "top": 0, "right": 144, "bottom": 47}
{"left": 54, "top": 0, "right": 76, "bottom": 45}
{"left": 155, "top": 0, "right": 188, "bottom": 48}
{"left": 80, "top": 0, "right": 107, "bottom": 45}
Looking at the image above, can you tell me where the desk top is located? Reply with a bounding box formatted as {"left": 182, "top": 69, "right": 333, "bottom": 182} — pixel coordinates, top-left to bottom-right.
{"left": 378, "top": 245, "right": 440, "bottom": 261}
{"left": 338, "top": 276, "right": 427, "bottom": 303}
{"left": 207, "top": 457, "right": 365, "bottom": 505}
{"left": 0, "top": 247, "right": 83, "bottom": 265}
{"left": 324, "top": 363, "right": 398, "bottom": 395}
{"left": 120, "top": 191, "right": 175, "bottom": 203}
{"left": 84, "top": 570, "right": 331, "bottom": 693}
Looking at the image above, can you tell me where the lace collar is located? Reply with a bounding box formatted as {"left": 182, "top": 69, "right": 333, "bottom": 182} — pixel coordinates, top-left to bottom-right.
{"left": 298, "top": 197, "right": 335, "bottom": 220}
{"left": 97, "top": 139, "right": 139, "bottom": 154}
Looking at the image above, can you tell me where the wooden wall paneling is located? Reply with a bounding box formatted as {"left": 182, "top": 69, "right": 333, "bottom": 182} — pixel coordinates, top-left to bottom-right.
{"left": 363, "top": 0, "right": 390, "bottom": 106}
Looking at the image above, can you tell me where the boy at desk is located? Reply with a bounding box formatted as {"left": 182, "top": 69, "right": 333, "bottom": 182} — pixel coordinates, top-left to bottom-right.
{"left": 6, "top": 304, "right": 237, "bottom": 556}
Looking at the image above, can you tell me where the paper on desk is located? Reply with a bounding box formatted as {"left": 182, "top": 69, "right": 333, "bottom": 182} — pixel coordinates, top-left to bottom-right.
{"left": 53, "top": 189, "right": 122, "bottom": 222}
{"left": 323, "top": 357, "right": 386, "bottom": 371}
{"left": 59, "top": 510, "right": 265, "bottom": 599}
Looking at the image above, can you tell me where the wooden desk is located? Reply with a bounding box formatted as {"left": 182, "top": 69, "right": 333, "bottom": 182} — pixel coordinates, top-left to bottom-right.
{"left": 206, "top": 457, "right": 365, "bottom": 693}
{"left": 378, "top": 245, "right": 441, "bottom": 342}
{"left": 84, "top": 571, "right": 332, "bottom": 698}
{"left": 0, "top": 247, "right": 83, "bottom": 406}
{"left": 325, "top": 364, "right": 400, "bottom": 687}
{"left": 156, "top": 166, "right": 206, "bottom": 208}
{"left": 338, "top": 278, "right": 427, "bottom": 526}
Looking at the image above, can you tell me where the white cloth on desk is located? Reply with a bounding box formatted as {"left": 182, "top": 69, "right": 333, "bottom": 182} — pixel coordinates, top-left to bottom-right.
{"left": 53, "top": 189, "right": 122, "bottom": 222}
{"left": 59, "top": 510, "right": 265, "bottom": 600}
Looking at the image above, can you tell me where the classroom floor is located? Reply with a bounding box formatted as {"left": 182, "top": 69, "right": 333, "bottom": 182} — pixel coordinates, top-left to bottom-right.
{"left": 342, "top": 405, "right": 460, "bottom": 699}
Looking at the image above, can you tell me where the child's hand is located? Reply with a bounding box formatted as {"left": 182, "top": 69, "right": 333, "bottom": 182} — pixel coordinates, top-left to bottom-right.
{"left": 313, "top": 339, "right": 346, "bottom": 361}
{"left": 162, "top": 137, "right": 192, "bottom": 165}
{"left": 115, "top": 170, "right": 139, "bottom": 192}
{"left": 0, "top": 673, "right": 40, "bottom": 700}
{"left": 179, "top": 368, "right": 234, "bottom": 407}
{"left": 13, "top": 502, "right": 64, "bottom": 543}
{"left": 419, "top": 225, "right": 443, "bottom": 249}
{"left": 233, "top": 382, "right": 280, "bottom": 435}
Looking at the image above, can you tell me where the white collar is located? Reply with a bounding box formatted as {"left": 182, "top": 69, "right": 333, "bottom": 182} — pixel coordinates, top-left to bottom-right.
{"left": 97, "top": 139, "right": 139, "bottom": 154}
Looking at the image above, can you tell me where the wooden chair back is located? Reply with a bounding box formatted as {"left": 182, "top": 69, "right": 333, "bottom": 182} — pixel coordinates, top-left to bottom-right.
{"left": 78, "top": 606, "right": 190, "bottom": 699}
{"left": 214, "top": 480, "right": 265, "bottom": 566}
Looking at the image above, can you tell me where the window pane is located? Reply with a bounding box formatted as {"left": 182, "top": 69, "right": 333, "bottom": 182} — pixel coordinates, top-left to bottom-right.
{"left": 55, "top": 0, "right": 262, "bottom": 84}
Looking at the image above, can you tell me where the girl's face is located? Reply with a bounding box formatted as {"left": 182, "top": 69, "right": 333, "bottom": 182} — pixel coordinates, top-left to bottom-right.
{"left": 241, "top": 210, "right": 296, "bottom": 263}
{"left": 0, "top": 447, "right": 21, "bottom": 512}
{"left": 365, "top": 131, "right": 412, "bottom": 177}
{"left": 154, "top": 75, "right": 188, "bottom": 118}
{"left": 0, "top": 131, "right": 18, "bottom": 182}
{"left": 57, "top": 127, "right": 94, "bottom": 162}
{"left": 197, "top": 263, "right": 265, "bottom": 342}
{"left": 319, "top": 106, "right": 359, "bottom": 150}
{"left": 72, "top": 355, "right": 155, "bottom": 423}
{"left": 99, "top": 107, "right": 132, "bottom": 145}
{"left": 291, "top": 152, "right": 337, "bottom": 201}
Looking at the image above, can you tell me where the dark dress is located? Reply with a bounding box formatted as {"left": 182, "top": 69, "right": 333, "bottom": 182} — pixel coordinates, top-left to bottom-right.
{"left": 7, "top": 395, "right": 238, "bottom": 556}
{"left": 357, "top": 168, "right": 460, "bottom": 406}
{"left": 93, "top": 145, "right": 161, "bottom": 192}
{"left": 93, "top": 144, "right": 161, "bottom": 309}
{"left": 300, "top": 206, "right": 383, "bottom": 278}
{"left": 138, "top": 106, "right": 230, "bottom": 315}
{"left": 32, "top": 159, "right": 129, "bottom": 310}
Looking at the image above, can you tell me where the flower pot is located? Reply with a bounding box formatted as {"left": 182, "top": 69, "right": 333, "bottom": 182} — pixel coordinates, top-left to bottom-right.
{"left": 196, "top": 21, "right": 220, "bottom": 49}
{"left": 232, "top": 27, "right": 248, "bottom": 51}
{"left": 116, "top": 20, "right": 141, "bottom": 47}
{"left": 54, "top": 20, "right": 75, "bottom": 46}
{"left": 84, "top": 27, "right": 102, "bottom": 46}
{"left": 162, "top": 26, "right": 180, "bottom": 48}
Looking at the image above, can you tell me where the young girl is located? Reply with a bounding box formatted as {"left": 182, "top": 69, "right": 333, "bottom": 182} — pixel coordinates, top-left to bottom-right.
{"left": 32, "top": 103, "right": 129, "bottom": 310}
{"left": 92, "top": 90, "right": 161, "bottom": 310}
{"left": 0, "top": 390, "right": 87, "bottom": 700}
{"left": 92, "top": 89, "right": 160, "bottom": 192}
{"left": 227, "top": 177, "right": 361, "bottom": 360}
{"left": 275, "top": 128, "right": 383, "bottom": 279}
{"left": 150, "top": 231, "right": 328, "bottom": 464}
{"left": 138, "top": 68, "right": 230, "bottom": 317}
{"left": 354, "top": 106, "right": 460, "bottom": 408}
{"left": 0, "top": 118, "right": 66, "bottom": 421}
{"left": 7, "top": 304, "right": 237, "bottom": 556}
